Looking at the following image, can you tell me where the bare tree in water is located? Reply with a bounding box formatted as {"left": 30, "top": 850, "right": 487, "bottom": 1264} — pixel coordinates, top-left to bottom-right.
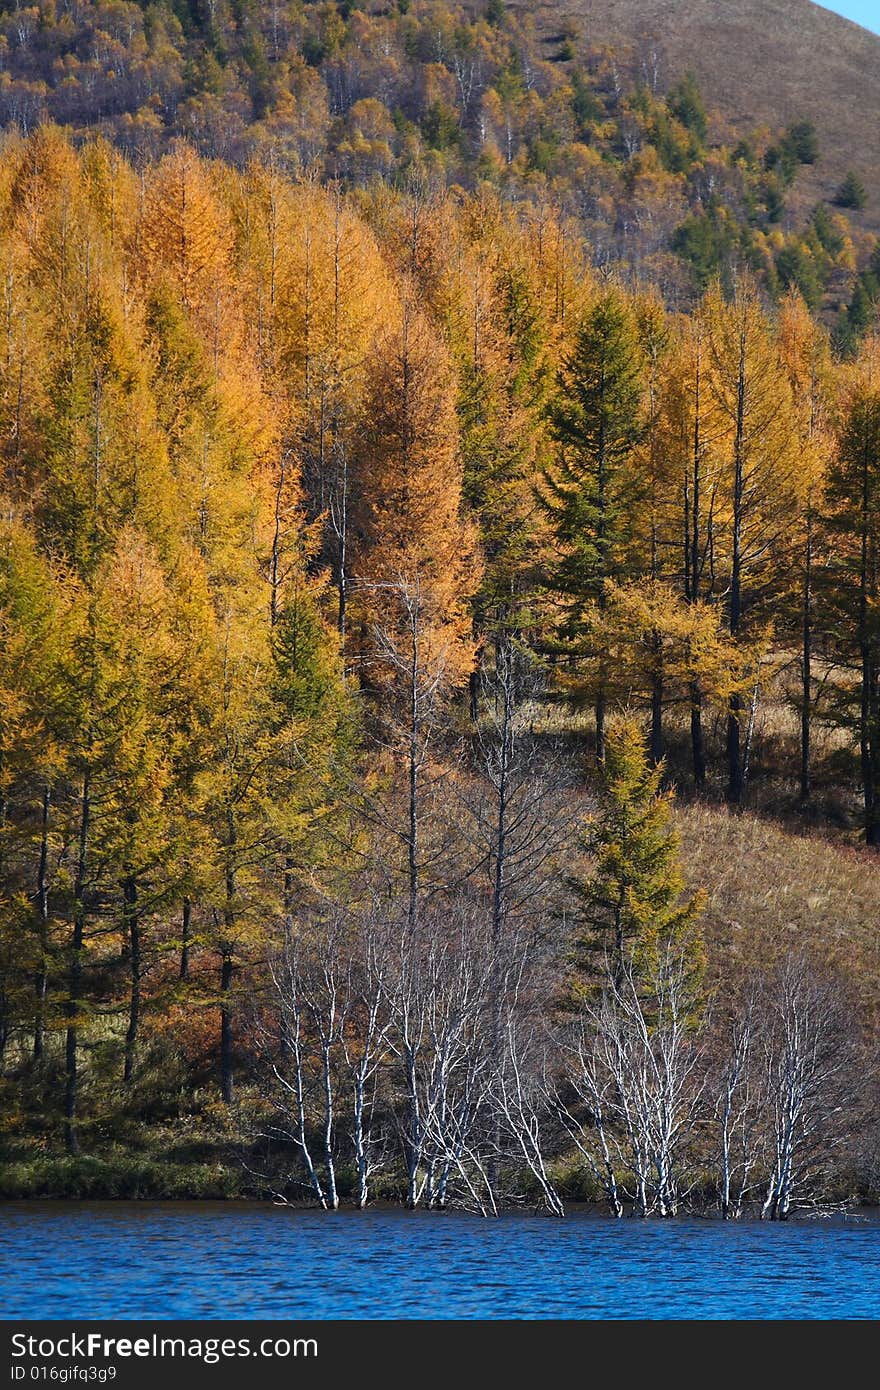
{"left": 758, "top": 954, "right": 853, "bottom": 1221}
{"left": 555, "top": 948, "right": 704, "bottom": 1217}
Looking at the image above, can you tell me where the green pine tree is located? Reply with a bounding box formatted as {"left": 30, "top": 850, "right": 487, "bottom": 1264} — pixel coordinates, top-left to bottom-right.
{"left": 849, "top": 281, "right": 878, "bottom": 337}
{"left": 272, "top": 573, "right": 354, "bottom": 763}
{"left": 667, "top": 72, "right": 708, "bottom": 145}
{"left": 570, "top": 719, "right": 705, "bottom": 989}
{"left": 835, "top": 171, "right": 867, "bottom": 210}
{"left": 539, "top": 291, "right": 645, "bottom": 760}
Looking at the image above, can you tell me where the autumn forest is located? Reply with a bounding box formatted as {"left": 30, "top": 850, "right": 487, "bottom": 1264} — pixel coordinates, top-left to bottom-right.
{"left": 1, "top": 1, "right": 880, "bottom": 1220}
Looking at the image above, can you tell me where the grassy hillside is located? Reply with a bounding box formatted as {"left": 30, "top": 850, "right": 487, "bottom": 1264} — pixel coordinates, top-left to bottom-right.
{"left": 679, "top": 804, "right": 880, "bottom": 1009}
{"left": 504, "top": 0, "right": 880, "bottom": 234}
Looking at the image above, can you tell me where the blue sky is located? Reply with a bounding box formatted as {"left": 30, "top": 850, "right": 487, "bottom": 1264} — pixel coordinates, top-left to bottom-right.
{"left": 820, "top": 1, "right": 880, "bottom": 34}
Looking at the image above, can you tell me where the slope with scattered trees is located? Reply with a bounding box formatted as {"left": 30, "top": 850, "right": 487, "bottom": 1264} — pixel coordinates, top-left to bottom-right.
{"left": 0, "top": 1, "right": 877, "bottom": 344}
{"left": 0, "top": 15, "right": 879, "bottom": 1214}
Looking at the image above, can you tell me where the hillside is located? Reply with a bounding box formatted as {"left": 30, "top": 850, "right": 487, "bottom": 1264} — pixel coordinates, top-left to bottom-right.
{"left": 0, "top": 0, "right": 877, "bottom": 329}
{"left": 507, "top": 0, "right": 880, "bottom": 234}
{"left": 2, "top": 109, "right": 880, "bottom": 1206}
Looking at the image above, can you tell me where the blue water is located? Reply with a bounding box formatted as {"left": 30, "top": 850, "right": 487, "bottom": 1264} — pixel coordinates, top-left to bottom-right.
{"left": 1, "top": 1203, "right": 879, "bottom": 1320}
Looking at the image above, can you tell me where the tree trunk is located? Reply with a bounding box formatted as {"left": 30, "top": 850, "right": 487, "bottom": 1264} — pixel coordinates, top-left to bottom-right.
{"left": 334, "top": 448, "right": 349, "bottom": 650}
{"left": 727, "top": 695, "right": 744, "bottom": 807}
{"left": 860, "top": 645, "right": 880, "bottom": 847}
{"left": 269, "top": 453, "right": 286, "bottom": 627}
{"left": 690, "top": 683, "right": 706, "bottom": 791}
{"left": 321, "top": 1040, "right": 339, "bottom": 1210}
{"left": 221, "top": 806, "right": 236, "bottom": 1101}
{"left": 337, "top": 518, "right": 347, "bottom": 642}
{"left": 488, "top": 638, "right": 514, "bottom": 1184}
{"left": 179, "top": 897, "right": 191, "bottom": 981}
{"left": 65, "top": 771, "right": 90, "bottom": 1155}
{"left": 800, "top": 510, "right": 813, "bottom": 802}
{"left": 727, "top": 332, "right": 747, "bottom": 807}
{"left": 596, "top": 407, "right": 608, "bottom": 768}
{"left": 690, "top": 356, "right": 701, "bottom": 609}
{"left": 220, "top": 950, "right": 234, "bottom": 1104}
{"left": 595, "top": 688, "right": 606, "bottom": 766}
{"left": 122, "top": 876, "right": 140, "bottom": 1085}
{"left": 404, "top": 1048, "right": 422, "bottom": 1208}
{"left": 687, "top": 350, "right": 706, "bottom": 791}
{"left": 650, "top": 636, "right": 663, "bottom": 768}
{"left": 859, "top": 443, "right": 880, "bottom": 846}
{"left": 353, "top": 1073, "right": 369, "bottom": 1209}
{"left": 33, "top": 785, "right": 50, "bottom": 1062}
{"left": 407, "top": 617, "right": 419, "bottom": 933}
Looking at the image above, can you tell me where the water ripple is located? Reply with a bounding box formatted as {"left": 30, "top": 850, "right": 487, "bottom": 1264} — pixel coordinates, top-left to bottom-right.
{"left": 1, "top": 1203, "right": 879, "bottom": 1320}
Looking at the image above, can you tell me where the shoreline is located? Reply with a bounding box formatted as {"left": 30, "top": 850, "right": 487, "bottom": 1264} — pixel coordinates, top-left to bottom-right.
{"left": 2, "top": 1195, "right": 878, "bottom": 1223}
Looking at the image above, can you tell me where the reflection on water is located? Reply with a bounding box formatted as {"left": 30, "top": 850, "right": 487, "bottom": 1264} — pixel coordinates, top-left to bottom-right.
{"left": 1, "top": 1203, "right": 879, "bottom": 1320}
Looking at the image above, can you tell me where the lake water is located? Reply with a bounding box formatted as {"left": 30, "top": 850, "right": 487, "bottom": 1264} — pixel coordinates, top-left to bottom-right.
{"left": 1, "top": 1203, "right": 879, "bottom": 1320}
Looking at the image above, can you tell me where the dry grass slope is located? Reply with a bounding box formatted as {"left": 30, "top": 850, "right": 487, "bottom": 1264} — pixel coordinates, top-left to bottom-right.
{"left": 678, "top": 802, "right": 880, "bottom": 1026}
{"left": 500, "top": 0, "right": 880, "bottom": 236}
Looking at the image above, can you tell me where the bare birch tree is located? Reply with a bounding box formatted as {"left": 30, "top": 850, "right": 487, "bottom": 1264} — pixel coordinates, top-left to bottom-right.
{"left": 555, "top": 948, "right": 704, "bottom": 1217}
{"left": 491, "top": 979, "right": 565, "bottom": 1218}
{"left": 714, "top": 990, "right": 764, "bottom": 1219}
{"left": 340, "top": 907, "right": 394, "bottom": 1210}
{"left": 758, "top": 954, "right": 852, "bottom": 1221}
{"left": 384, "top": 903, "right": 496, "bottom": 1211}
{"left": 264, "top": 938, "right": 336, "bottom": 1208}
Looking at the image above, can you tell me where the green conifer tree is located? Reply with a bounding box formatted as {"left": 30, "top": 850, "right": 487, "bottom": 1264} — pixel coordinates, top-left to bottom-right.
{"left": 835, "top": 172, "right": 867, "bottom": 210}
{"left": 570, "top": 719, "right": 705, "bottom": 989}
{"left": 539, "top": 291, "right": 645, "bottom": 761}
